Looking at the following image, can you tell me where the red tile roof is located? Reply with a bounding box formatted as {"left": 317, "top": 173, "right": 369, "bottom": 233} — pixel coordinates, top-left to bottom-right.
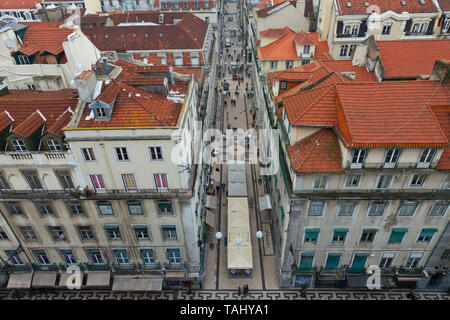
{"left": 0, "top": 0, "right": 39, "bottom": 9}
{"left": 173, "top": 67, "right": 202, "bottom": 82}
{"left": 254, "top": 0, "right": 286, "bottom": 10}
{"left": 256, "top": 0, "right": 296, "bottom": 17}
{"left": 258, "top": 32, "right": 326, "bottom": 60}
{"left": 259, "top": 27, "right": 295, "bottom": 38}
{"left": 13, "top": 110, "right": 45, "bottom": 137}
{"left": 110, "top": 59, "right": 171, "bottom": 73}
{"left": 336, "top": 0, "right": 438, "bottom": 15}
{"left": 82, "top": 13, "right": 208, "bottom": 51}
{"left": 289, "top": 128, "right": 344, "bottom": 173}
{"left": 431, "top": 105, "right": 450, "bottom": 170}
{"left": 0, "top": 111, "right": 14, "bottom": 132}
{"left": 440, "top": 0, "right": 450, "bottom": 11}
{"left": 0, "top": 89, "right": 78, "bottom": 138}
{"left": 377, "top": 40, "right": 450, "bottom": 79}
{"left": 335, "top": 81, "right": 450, "bottom": 147}
{"left": 44, "top": 108, "right": 74, "bottom": 136}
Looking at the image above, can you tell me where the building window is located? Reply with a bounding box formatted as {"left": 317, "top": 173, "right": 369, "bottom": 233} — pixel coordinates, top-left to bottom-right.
{"left": 105, "top": 225, "right": 122, "bottom": 240}
{"left": 410, "top": 174, "right": 426, "bottom": 187}
{"left": 77, "top": 226, "right": 95, "bottom": 241}
{"left": 133, "top": 225, "right": 150, "bottom": 240}
{"left": 22, "top": 170, "right": 43, "bottom": 190}
{"left": 87, "top": 249, "right": 104, "bottom": 264}
{"left": 156, "top": 200, "right": 173, "bottom": 215}
{"left": 325, "top": 253, "right": 341, "bottom": 270}
{"left": 115, "top": 147, "right": 129, "bottom": 161}
{"left": 56, "top": 170, "right": 75, "bottom": 190}
{"left": 350, "top": 149, "right": 366, "bottom": 168}
{"left": 270, "top": 61, "right": 278, "bottom": 70}
{"left": 299, "top": 252, "right": 314, "bottom": 269}
{"left": 96, "top": 201, "right": 114, "bottom": 215}
{"left": 126, "top": 200, "right": 143, "bottom": 215}
{"left": 19, "top": 226, "right": 37, "bottom": 241}
{"left": 113, "top": 249, "right": 130, "bottom": 265}
{"left": 339, "top": 44, "right": 349, "bottom": 57}
{"left": 304, "top": 229, "right": 319, "bottom": 243}
{"left": 11, "top": 139, "right": 27, "bottom": 152}
{"left": 60, "top": 249, "right": 77, "bottom": 265}
{"left": 280, "top": 81, "right": 287, "bottom": 90}
{"left": 442, "top": 175, "right": 450, "bottom": 189}
{"left": 35, "top": 201, "right": 54, "bottom": 215}
{"left": 338, "top": 201, "right": 355, "bottom": 217}
{"left": 285, "top": 60, "right": 294, "bottom": 69}
{"left": 154, "top": 173, "right": 168, "bottom": 191}
{"left": 313, "top": 175, "right": 328, "bottom": 190}
{"left": 90, "top": 174, "right": 106, "bottom": 192}
{"left": 384, "top": 148, "right": 400, "bottom": 168}
{"left": 397, "top": 201, "right": 418, "bottom": 216}
{"left": 5, "top": 250, "right": 23, "bottom": 265}
{"left": 382, "top": 22, "right": 393, "bottom": 35}
{"left": 46, "top": 139, "right": 62, "bottom": 151}
{"left": 388, "top": 228, "right": 408, "bottom": 243}
{"left": 141, "top": 249, "right": 156, "bottom": 265}
{"left": 379, "top": 252, "right": 395, "bottom": 269}
{"left": 122, "top": 174, "right": 137, "bottom": 192}
{"left": 376, "top": 174, "right": 394, "bottom": 189}
{"left": 308, "top": 201, "right": 324, "bottom": 216}
{"left": 412, "top": 23, "right": 420, "bottom": 33}
{"left": 360, "top": 229, "right": 377, "bottom": 243}
{"left": 0, "top": 227, "right": 9, "bottom": 240}
{"left": 418, "top": 148, "right": 436, "bottom": 168}
{"left": 368, "top": 201, "right": 386, "bottom": 216}
{"left": 66, "top": 200, "right": 84, "bottom": 216}
{"left": 345, "top": 175, "right": 361, "bottom": 188}
{"left": 81, "top": 147, "right": 96, "bottom": 161}
{"left": 404, "top": 252, "right": 423, "bottom": 268}
{"left": 419, "top": 23, "right": 428, "bottom": 34}
{"left": 47, "top": 226, "right": 66, "bottom": 241}
{"left": 0, "top": 172, "right": 10, "bottom": 190}
{"left": 344, "top": 25, "right": 351, "bottom": 34}
{"left": 351, "top": 25, "right": 359, "bottom": 35}
{"left": 162, "top": 225, "right": 177, "bottom": 240}
{"left": 5, "top": 202, "right": 24, "bottom": 216}
{"left": 96, "top": 107, "right": 107, "bottom": 118}
{"left": 301, "top": 60, "right": 310, "bottom": 65}
{"left": 17, "top": 55, "right": 31, "bottom": 65}
{"left": 190, "top": 52, "right": 199, "bottom": 65}
{"left": 417, "top": 228, "right": 437, "bottom": 243}
{"left": 174, "top": 53, "right": 183, "bottom": 66}
{"left": 428, "top": 201, "right": 448, "bottom": 217}
{"left": 149, "top": 146, "right": 163, "bottom": 161}
{"left": 167, "top": 248, "right": 182, "bottom": 265}
{"left": 33, "top": 250, "right": 51, "bottom": 265}
{"left": 332, "top": 229, "right": 348, "bottom": 243}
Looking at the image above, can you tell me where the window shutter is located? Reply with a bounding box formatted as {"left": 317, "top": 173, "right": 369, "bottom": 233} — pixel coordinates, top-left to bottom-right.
{"left": 404, "top": 19, "right": 412, "bottom": 32}
{"left": 426, "top": 18, "right": 435, "bottom": 35}
{"left": 337, "top": 21, "right": 343, "bottom": 34}
{"left": 358, "top": 19, "right": 367, "bottom": 36}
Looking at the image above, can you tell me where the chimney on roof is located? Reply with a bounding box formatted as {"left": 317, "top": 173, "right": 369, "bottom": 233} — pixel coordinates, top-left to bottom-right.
{"left": 430, "top": 60, "right": 450, "bottom": 83}
{"left": 74, "top": 70, "right": 97, "bottom": 102}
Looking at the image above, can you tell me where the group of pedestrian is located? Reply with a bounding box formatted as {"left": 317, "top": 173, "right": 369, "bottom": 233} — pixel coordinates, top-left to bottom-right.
{"left": 237, "top": 284, "right": 249, "bottom": 297}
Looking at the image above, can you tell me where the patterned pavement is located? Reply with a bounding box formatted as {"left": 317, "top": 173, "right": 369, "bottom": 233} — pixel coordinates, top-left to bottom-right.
{"left": 0, "top": 289, "right": 448, "bottom": 300}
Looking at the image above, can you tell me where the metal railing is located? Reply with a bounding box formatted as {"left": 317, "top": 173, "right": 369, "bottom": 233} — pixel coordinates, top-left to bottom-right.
{"left": 346, "top": 161, "right": 438, "bottom": 170}
{"left": 164, "top": 262, "right": 187, "bottom": 270}
{"left": 138, "top": 263, "right": 162, "bottom": 271}
{"left": 293, "top": 266, "right": 317, "bottom": 275}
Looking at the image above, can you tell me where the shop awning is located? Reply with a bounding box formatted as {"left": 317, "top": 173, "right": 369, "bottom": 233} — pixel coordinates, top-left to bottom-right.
{"left": 112, "top": 275, "right": 163, "bottom": 291}
{"left": 7, "top": 272, "right": 33, "bottom": 289}
{"left": 164, "top": 271, "right": 187, "bottom": 279}
{"left": 205, "top": 195, "right": 217, "bottom": 209}
{"left": 347, "top": 275, "right": 368, "bottom": 288}
{"left": 57, "top": 272, "right": 82, "bottom": 288}
{"left": 205, "top": 209, "right": 215, "bottom": 227}
{"left": 32, "top": 271, "right": 57, "bottom": 288}
{"left": 259, "top": 194, "right": 272, "bottom": 211}
{"left": 85, "top": 271, "right": 111, "bottom": 287}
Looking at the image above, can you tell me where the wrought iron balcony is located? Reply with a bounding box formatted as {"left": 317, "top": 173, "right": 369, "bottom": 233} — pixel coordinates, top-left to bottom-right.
{"left": 164, "top": 262, "right": 187, "bottom": 270}
{"left": 32, "top": 263, "right": 59, "bottom": 271}
{"left": 345, "top": 160, "right": 438, "bottom": 170}
{"left": 293, "top": 266, "right": 317, "bottom": 275}
{"left": 395, "top": 266, "right": 424, "bottom": 275}
{"left": 138, "top": 263, "right": 162, "bottom": 271}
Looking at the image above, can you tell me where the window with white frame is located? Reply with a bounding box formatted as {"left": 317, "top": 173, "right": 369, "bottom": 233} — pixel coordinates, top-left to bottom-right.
{"left": 33, "top": 249, "right": 51, "bottom": 265}
{"left": 285, "top": 60, "right": 294, "bottom": 69}
{"left": 360, "top": 229, "right": 377, "bottom": 243}
{"left": 442, "top": 175, "right": 450, "bottom": 189}
{"left": 345, "top": 175, "right": 361, "bottom": 188}
{"left": 190, "top": 52, "right": 199, "bottom": 65}
{"left": 133, "top": 225, "right": 150, "bottom": 240}
{"left": 113, "top": 249, "right": 130, "bottom": 265}
{"left": 384, "top": 148, "right": 400, "bottom": 168}
{"left": 156, "top": 200, "right": 173, "bottom": 215}
{"left": 331, "top": 229, "right": 348, "bottom": 243}
{"left": 443, "top": 16, "right": 450, "bottom": 32}
{"left": 270, "top": 61, "right": 278, "bottom": 70}
{"left": 308, "top": 201, "right": 325, "bottom": 216}
{"left": 419, "top": 22, "right": 428, "bottom": 34}
{"left": 154, "top": 173, "right": 168, "bottom": 191}
{"left": 417, "top": 228, "right": 437, "bottom": 243}
{"left": 26, "top": 83, "right": 36, "bottom": 90}
{"left": 162, "top": 225, "right": 177, "bottom": 240}
{"left": 81, "top": 147, "right": 96, "bottom": 161}
{"left": 96, "top": 201, "right": 114, "bottom": 215}
{"left": 344, "top": 25, "right": 351, "bottom": 34}
{"left": 376, "top": 174, "right": 394, "bottom": 189}
{"left": 412, "top": 23, "right": 420, "bottom": 33}
{"left": 122, "top": 173, "right": 137, "bottom": 192}
{"left": 66, "top": 200, "right": 84, "bottom": 216}
{"left": 368, "top": 201, "right": 387, "bottom": 216}
{"left": 23, "top": 170, "right": 43, "bottom": 190}
{"left": 19, "top": 226, "right": 37, "bottom": 241}
{"left": 105, "top": 225, "right": 122, "bottom": 240}
{"left": 77, "top": 226, "right": 95, "bottom": 241}
{"left": 379, "top": 252, "right": 395, "bottom": 268}
{"left": 115, "top": 147, "right": 129, "bottom": 161}
{"left": 404, "top": 252, "right": 423, "bottom": 268}
{"left": 17, "top": 55, "right": 31, "bottom": 65}
{"left": 351, "top": 24, "right": 359, "bottom": 35}
{"left": 174, "top": 53, "right": 183, "bottom": 66}
{"left": 280, "top": 81, "right": 287, "bottom": 90}
{"left": 126, "top": 200, "right": 144, "bottom": 215}
{"left": 340, "top": 44, "right": 349, "bottom": 57}
{"left": 313, "top": 175, "right": 328, "bottom": 190}
{"left": 350, "top": 149, "right": 367, "bottom": 168}
{"left": 60, "top": 249, "right": 77, "bottom": 265}
{"left": 56, "top": 170, "right": 75, "bottom": 190}
{"left": 5, "top": 250, "right": 23, "bottom": 265}
{"left": 397, "top": 201, "right": 418, "bottom": 216}
{"left": 11, "top": 139, "right": 27, "bottom": 152}
{"left": 410, "top": 174, "right": 426, "bottom": 187}
{"left": 149, "top": 146, "right": 163, "bottom": 161}
{"left": 35, "top": 201, "right": 54, "bottom": 216}
{"left": 87, "top": 249, "right": 104, "bottom": 264}
{"left": 348, "top": 44, "right": 356, "bottom": 56}
{"left": 0, "top": 227, "right": 9, "bottom": 240}
{"left": 141, "top": 248, "right": 156, "bottom": 265}
{"left": 0, "top": 172, "right": 10, "bottom": 190}
{"left": 338, "top": 201, "right": 355, "bottom": 216}
{"left": 90, "top": 174, "right": 106, "bottom": 192}
{"left": 5, "top": 202, "right": 24, "bottom": 216}
{"left": 382, "top": 22, "right": 393, "bottom": 35}
{"left": 428, "top": 201, "right": 448, "bottom": 217}
{"left": 418, "top": 148, "right": 436, "bottom": 168}
{"left": 167, "top": 248, "right": 182, "bottom": 265}
{"left": 47, "top": 225, "right": 66, "bottom": 241}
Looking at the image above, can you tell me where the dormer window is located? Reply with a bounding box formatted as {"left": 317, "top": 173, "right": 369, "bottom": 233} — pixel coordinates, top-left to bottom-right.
{"left": 96, "top": 107, "right": 107, "bottom": 118}
{"left": 46, "top": 139, "right": 62, "bottom": 151}
{"left": 418, "top": 148, "right": 436, "bottom": 168}
{"left": 350, "top": 149, "right": 367, "bottom": 169}
{"left": 344, "top": 25, "right": 351, "bottom": 34}
{"left": 11, "top": 139, "right": 27, "bottom": 152}
{"left": 17, "top": 55, "right": 31, "bottom": 65}
{"left": 351, "top": 25, "right": 359, "bottom": 35}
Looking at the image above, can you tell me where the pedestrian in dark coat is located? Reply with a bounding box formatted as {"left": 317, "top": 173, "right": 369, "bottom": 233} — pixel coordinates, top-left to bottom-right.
{"left": 243, "top": 284, "right": 249, "bottom": 296}
{"left": 237, "top": 287, "right": 242, "bottom": 296}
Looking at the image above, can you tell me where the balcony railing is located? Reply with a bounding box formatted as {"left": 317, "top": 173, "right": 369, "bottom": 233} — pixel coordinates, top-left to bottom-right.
{"left": 293, "top": 266, "right": 317, "bottom": 275}
{"left": 32, "top": 263, "right": 59, "bottom": 271}
{"left": 4, "top": 152, "right": 67, "bottom": 161}
{"left": 346, "top": 161, "right": 437, "bottom": 170}
{"left": 138, "top": 263, "right": 162, "bottom": 271}
{"left": 395, "top": 266, "right": 424, "bottom": 275}
{"left": 164, "top": 262, "right": 187, "bottom": 270}
{"left": 336, "top": 33, "right": 366, "bottom": 38}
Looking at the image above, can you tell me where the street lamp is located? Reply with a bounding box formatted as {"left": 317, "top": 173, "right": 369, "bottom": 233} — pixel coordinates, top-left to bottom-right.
{"left": 215, "top": 232, "right": 223, "bottom": 240}
{"left": 256, "top": 231, "right": 263, "bottom": 239}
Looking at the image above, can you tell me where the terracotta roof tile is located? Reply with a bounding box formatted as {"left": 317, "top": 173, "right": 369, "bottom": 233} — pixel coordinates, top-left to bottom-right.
{"left": 44, "top": 108, "right": 73, "bottom": 136}
{"left": 259, "top": 27, "right": 295, "bottom": 38}
{"left": 256, "top": 0, "right": 296, "bottom": 17}
{"left": 289, "top": 128, "right": 344, "bottom": 173}
{"left": 12, "top": 110, "right": 46, "bottom": 137}
{"left": 440, "top": 0, "right": 450, "bottom": 11}
{"left": 335, "top": 81, "right": 450, "bottom": 147}
{"left": 258, "top": 32, "right": 324, "bottom": 60}
{"left": 431, "top": 105, "right": 450, "bottom": 170}
{"left": 377, "top": 40, "right": 450, "bottom": 78}
{"left": 0, "top": 111, "right": 14, "bottom": 132}
{"left": 336, "top": 0, "right": 438, "bottom": 15}
{"left": 0, "top": 0, "right": 38, "bottom": 9}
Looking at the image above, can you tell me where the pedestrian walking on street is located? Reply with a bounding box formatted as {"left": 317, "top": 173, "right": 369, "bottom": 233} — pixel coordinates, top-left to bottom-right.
{"left": 243, "top": 284, "right": 249, "bottom": 296}
{"left": 221, "top": 183, "right": 226, "bottom": 192}
{"left": 300, "top": 285, "right": 307, "bottom": 298}
{"left": 237, "top": 287, "right": 242, "bottom": 296}
{"left": 216, "top": 185, "right": 221, "bottom": 195}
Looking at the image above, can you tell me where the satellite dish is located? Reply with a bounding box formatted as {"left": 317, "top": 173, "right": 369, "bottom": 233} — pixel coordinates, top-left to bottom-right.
{"left": 5, "top": 39, "right": 15, "bottom": 49}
